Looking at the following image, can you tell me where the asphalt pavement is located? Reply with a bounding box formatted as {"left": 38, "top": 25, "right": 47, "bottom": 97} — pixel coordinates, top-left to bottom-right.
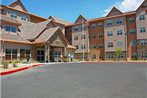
{"left": 1, "top": 63, "right": 147, "bottom": 98}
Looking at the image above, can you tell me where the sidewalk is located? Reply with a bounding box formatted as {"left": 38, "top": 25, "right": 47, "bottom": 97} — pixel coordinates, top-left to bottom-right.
{"left": 0, "top": 63, "right": 44, "bottom": 76}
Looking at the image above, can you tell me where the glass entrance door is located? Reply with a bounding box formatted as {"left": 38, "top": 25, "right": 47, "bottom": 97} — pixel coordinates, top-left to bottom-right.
{"left": 53, "top": 51, "right": 61, "bottom": 62}
{"left": 37, "top": 49, "right": 44, "bottom": 62}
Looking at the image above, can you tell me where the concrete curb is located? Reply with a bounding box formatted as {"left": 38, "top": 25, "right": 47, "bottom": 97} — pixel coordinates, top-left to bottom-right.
{"left": 82, "top": 62, "right": 147, "bottom": 64}
{"left": 0, "top": 64, "right": 44, "bottom": 76}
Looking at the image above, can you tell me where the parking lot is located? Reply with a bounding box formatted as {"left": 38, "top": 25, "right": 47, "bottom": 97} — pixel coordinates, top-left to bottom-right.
{"left": 1, "top": 62, "right": 147, "bottom": 98}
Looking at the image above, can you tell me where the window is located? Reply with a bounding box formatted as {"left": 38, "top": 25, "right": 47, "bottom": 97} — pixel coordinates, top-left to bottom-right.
{"left": 5, "top": 26, "right": 10, "bottom": 32}
{"left": 132, "top": 53, "right": 137, "bottom": 59}
{"left": 108, "top": 42, "right": 113, "bottom": 47}
{"left": 5, "top": 26, "right": 17, "bottom": 32}
{"left": 10, "top": 11, "right": 17, "bottom": 18}
{"left": 91, "top": 33, "right": 96, "bottom": 39}
{"left": 129, "top": 17, "right": 135, "bottom": 23}
{"left": 75, "top": 45, "right": 79, "bottom": 49}
{"left": 5, "top": 49, "right": 11, "bottom": 60}
{"left": 139, "top": 15, "right": 145, "bottom": 20}
{"left": 99, "top": 54, "right": 104, "bottom": 59}
{"left": 74, "top": 26, "right": 78, "bottom": 31}
{"left": 81, "top": 35, "right": 86, "bottom": 39}
{"left": 91, "top": 44, "right": 96, "bottom": 49}
{"left": 116, "top": 18, "right": 123, "bottom": 24}
{"left": 140, "top": 27, "right": 146, "bottom": 33}
{"left": 140, "top": 40, "right": 147, "bottom": 45}
{"left": 98, "top": 44, "right": 104, "bottom": 48}
{"left": 107, "top": 32, "right": 113, "bottom": 36}
{"left": 130, "top": 29, "right": 136, "bottom": 34}
{"left": 91, "top": 24, "right": 96, "bottom": 29}
{"left": 5, "top": 49, "right": 18, "bottom": 60}
{"left": 81, "top": 44, "right": 86, "bottom": 49}
{"left": 106, "top": 20, "right": 113, "bottom": 26}
{"left": 130, "top": 40, "right": 136, "bottom": 46}
{"left": 92, "top": 54, "right": 96, "bottom": 59}
{"left": 108, "top": 53, "right": 114, "bottom": 59}
{"left": 141, "top": 52, "right": 147, "bottom": 59}
{"left": 117, "top": 30, "right": 123, "bottom": 35}
{"left": 74, "top": 36, "right": 78, "bottom": 40}
{"left": 117, "top": 41, "right": 123, "bottom": 47}
{"left": 98, "top": 23, "right": 103, "bottom": 27}
{"left": 98, "top": 32, "right": 103, "bottom": 38}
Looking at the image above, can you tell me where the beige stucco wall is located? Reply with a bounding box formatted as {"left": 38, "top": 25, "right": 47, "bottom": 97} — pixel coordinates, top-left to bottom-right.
{"left": 104, "top": 25, "right": 127, "bottom": 52}
{"left": 136, "top": 10, "right": 147, "bottom": 39}
{"left": 72, "top": 30, "right": 89, "bottom": 53}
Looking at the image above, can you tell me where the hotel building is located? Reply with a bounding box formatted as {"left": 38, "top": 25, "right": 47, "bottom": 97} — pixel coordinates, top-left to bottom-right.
{"left": 65, "top": 0, "right": 147, "bottom": 61}
{"left": 0, "top": 0, "right": 147, "bottom": 62}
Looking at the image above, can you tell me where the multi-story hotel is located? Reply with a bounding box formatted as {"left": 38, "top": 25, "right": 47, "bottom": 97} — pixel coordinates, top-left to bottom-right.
{"left": 0, "top": 0, "right": 147, "bottom": 62}
{"left": 66, "top": 0, "right": 147, "bottom": 61}
{"left": 0, "top": 0, "right": 76, "bottom": 62}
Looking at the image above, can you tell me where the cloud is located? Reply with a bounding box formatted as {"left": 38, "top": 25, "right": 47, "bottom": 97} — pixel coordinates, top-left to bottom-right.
{"left": 103, "top": 0, "right": 144, "bottom": 16}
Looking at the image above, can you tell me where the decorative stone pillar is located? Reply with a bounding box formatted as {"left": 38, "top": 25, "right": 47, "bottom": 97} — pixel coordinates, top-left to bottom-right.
{"left": 45, "top": 43, "right": 50, "bottom": 63}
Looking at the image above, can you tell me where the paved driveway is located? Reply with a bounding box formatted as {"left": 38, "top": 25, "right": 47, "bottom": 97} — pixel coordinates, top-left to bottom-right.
{"left": 1, "top": 63, "right": 147, "bottom": 98}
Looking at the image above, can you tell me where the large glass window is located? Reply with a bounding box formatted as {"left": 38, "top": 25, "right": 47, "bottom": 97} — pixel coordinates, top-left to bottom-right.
{"left": 140, "top": 40, "right": 147, "bottom": 45}
{"left": 130, "top": 29, "right": 136, "bottom": 34}
{"left": 74, "top": 36, "right": 78, "bottom": 40}
{"left": 5, "top": 49, "right": 18, "bottom": 60}
{"left": 129, "top": 17, "right": 135, "bottom": 23}
{"left": 108, "top": 53, "right": 114, "bottom": 59}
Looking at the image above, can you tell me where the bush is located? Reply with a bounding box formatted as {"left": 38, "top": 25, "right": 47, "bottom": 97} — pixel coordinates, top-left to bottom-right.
{"left": 1, "top": 61, "right": 9, "bottom": 69}
{"left": 12, "top": 60, "right": 18, "bottom": 67}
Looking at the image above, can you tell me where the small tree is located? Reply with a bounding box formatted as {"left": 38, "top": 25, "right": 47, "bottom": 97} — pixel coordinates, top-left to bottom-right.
{"left": 115, "top": 48, "right": 123, "bottom": 61}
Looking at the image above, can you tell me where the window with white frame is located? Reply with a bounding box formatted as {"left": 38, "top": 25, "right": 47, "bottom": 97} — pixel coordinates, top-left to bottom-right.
{"left": 130, "top": 40, "right": 136, "bottom": 46}
{"left": 98, "top": 44, "right": 104, "bottom": 48}
{"left": 140, "top": 27, "right": 146, "bottom": 33}
{"left": 81, "top": 44, "right": 86, "bottom": 49}
{"left": 98, "top": 23, "right": 103, "bottom": 27}
{"left": 117, "top": 30, "right": 123, "bottom": 35}
{"left": 91, "top": 44, "right": 96, "bottom": 49}
{"left": 129, "top": 17, "right": 135, "bottom": 23}
{"left": 117, "top": 41, "right": 123, "bottom": 47}
{"left": 108, "top": 42, "right": 113, "bottom": 47}
{"left": 5, "top": 26, "right": 17, "bottom": 32}
{"left": 116, "top": 18, "right": 123, "bottom": 24}
{"left": 140, "top": 40, "right": 147, "bottom": 45}
{"left": 81, "top": 35, "right": 86, "bottom": 39}
{"left": 98, "top": 32, "right": 103, "bottom": 38}
{"left": 5, "top": 49, "right": 17, "bottom": 60}
{"left": 107, "top": 32, "right": 113, "bottom": 36}
{"left": 91, "top": 33, "right": 96, "bottom": 39}
{"left": 91, "top": 24, "right": 96, "bottom": 29}
{"left": 9, "top": 11, "right": 17, "bottom": 18}
{"left": 108, "top": 53, "right": 114, "bottom": 59}
{"left": 106, "top": 20, "right": 113, "bottom": 26}
{"left": 130, "top": 29, "right": 136, "bottom": 34}
{"left": 139, "top": 15, "right": 145, "bottom": 20}
{"left": 141, "top": 52, "right": 147, "bottom": 59}
{"left": 75, "top": 45, "right": 79, "bottom": 49}
{"left": 74, "top": 36, "right": 78, "bottom": 40}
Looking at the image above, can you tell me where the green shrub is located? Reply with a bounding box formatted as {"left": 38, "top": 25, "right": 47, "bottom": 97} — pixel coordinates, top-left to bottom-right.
{"left": 1, "top": 61, "right": 9, "bottom": 69}
{"left": 12, "top": 60, "right": 18, "bottom": 67}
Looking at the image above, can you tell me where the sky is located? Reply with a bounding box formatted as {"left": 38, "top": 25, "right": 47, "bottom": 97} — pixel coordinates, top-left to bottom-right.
{"left": 1, "top": 0, "right": 144, "bottom": 22}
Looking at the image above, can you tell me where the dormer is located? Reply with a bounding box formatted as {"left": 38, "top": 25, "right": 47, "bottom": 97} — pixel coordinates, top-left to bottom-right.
{"left": 107, "top": 7, "right": 123, "bottom": 17}
{"left": 8, "top": 0, "right": 28, "bottom": 12}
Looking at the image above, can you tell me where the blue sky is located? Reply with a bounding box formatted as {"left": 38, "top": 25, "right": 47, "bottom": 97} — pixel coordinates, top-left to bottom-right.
{"left": 1, "top": 0, "right": 144, "bottom": 22}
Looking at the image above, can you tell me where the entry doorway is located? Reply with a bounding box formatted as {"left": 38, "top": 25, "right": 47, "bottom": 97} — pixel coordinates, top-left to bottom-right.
{"left": 53, "top": 51, "right": 62, "bottom": 62}
{"left": 37, "top": 49, "right": 45, "bottom": 62}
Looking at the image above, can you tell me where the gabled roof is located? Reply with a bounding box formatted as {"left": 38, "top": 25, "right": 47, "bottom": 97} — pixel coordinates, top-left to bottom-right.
{"left": 74, "top": 15, "right": 88, "bottom": 24}
{"left": 136, "top": 0, "right": 147, "bottom": 12}
{"left": 35, "top": 27, "right": 69, "bottom": 45}
{"left": 49, "top": 16, "right": 72, "bottom": 26}
{"left": 8, "top": 0, "right": 28, "bottom": 12}
{"left": 107, "top": 7, "right": 123, "bottom": 17}
{"left": 19, "top": 19, "right": 52, "bottom": 40}
{"left": 0, "top": 14, "right": 21, "bottom": 25}
{"left": 0, "top": 33, "right": 30, "bottom": 43}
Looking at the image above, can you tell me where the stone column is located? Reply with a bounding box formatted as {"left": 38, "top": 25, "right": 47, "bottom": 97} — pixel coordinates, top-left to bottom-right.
{"left": 45, "top": 43, "right": 50, "bottom": 63}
